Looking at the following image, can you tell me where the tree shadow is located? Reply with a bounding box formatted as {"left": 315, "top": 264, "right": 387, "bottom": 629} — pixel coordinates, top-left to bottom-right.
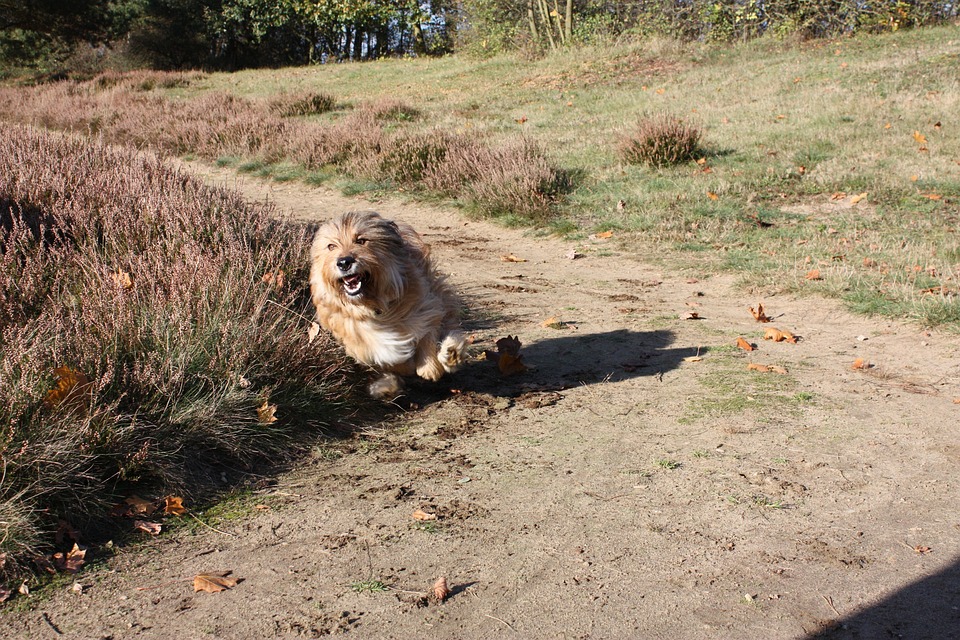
{"left": 805, "top": 556, "right": 960, "bottom": 639}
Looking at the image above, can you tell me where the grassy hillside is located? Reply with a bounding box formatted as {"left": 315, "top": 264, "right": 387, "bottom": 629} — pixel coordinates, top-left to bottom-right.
{"left": 191, "top": 27, "right": 960, "bottom": 325}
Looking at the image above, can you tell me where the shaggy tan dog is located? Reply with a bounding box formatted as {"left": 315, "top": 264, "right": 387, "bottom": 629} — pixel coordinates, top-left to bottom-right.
{"left": 309, "top": 211, "right": 467, "bottom": 397}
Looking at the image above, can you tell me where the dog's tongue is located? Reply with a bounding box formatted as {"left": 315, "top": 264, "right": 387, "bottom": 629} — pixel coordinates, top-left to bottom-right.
{"left": 343, "top": 274, "right": 363, "bottom": 294}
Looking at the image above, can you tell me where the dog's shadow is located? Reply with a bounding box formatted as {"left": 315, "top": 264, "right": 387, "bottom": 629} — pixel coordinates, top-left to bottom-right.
{"left": 404, "top": 328, "right": 697, "bottom": 404}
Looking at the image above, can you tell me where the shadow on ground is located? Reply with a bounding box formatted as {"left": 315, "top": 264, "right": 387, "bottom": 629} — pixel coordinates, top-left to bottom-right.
{"left": 402, "top": 328, "right": 700, "bottom": 405}
{"left": 806, "top": 556, "right": 960, "bottom": 640}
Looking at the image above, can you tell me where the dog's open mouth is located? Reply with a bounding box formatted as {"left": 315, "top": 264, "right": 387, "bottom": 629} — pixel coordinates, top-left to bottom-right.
{"left": 341, "top": 273, "right": 365, "bottom": 297}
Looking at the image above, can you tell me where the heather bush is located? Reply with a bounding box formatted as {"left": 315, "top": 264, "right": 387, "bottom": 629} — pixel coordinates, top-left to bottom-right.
{"left": 0, "top": 124, "right": 363, "bottom": 579}
{"left": 0, "top": 75, "right": 567, "bottom": 222}
{"left": 618, "top": 114, "right": 703, "bottom": 168}
{"left": 270, "top": 91, "right": 337, "bottom": 117}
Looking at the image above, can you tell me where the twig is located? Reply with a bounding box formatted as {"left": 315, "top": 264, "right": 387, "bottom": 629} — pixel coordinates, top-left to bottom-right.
{"left": 42, "top": 612, "right": 63, "bottom": 635}
{"left": 265, "top": 299, "right": 315, "bottom": 325}
{"left": 821, "top": 594, "right": 841, "bottom": 617}
{"left": 187, "top": 512, "right": 237, "bottom": 537}
{"left": 485, "top": 613, "right": 516, "bottom": 631}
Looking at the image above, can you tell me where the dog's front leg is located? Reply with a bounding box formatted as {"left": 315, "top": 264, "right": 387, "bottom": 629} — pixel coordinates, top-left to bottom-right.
{"left": 413, "top": 335, "right": 445, "bottom": 382}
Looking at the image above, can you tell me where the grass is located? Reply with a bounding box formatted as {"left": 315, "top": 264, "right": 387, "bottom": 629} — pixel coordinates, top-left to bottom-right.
{"left": 0, "top": 124, "right": 366, "bottom": 585}
{"left": 2, "top": 27, "right": 958, "bottom": 325}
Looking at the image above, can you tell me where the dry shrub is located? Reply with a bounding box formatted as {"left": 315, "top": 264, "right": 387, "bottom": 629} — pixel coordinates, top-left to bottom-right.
{"left": 619, "top": 113, "right": 702, "bottom": 167}
{"left": 0, "top": 74, "right": 569, "bottom": 223}
{"left": 0, "top": 124, "right": 363, "bottom": 580}
{"left": 270, "top": 92, "right": 337, "bottom": 117}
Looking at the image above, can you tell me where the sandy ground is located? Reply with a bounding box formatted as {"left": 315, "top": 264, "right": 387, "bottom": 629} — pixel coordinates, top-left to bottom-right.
{"left": 5, "top": 165, "right": 960, "bottom": 639}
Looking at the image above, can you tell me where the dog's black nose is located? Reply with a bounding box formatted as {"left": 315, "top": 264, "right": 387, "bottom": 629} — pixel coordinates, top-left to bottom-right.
{"left": 336, "top": 256, "right": 355, "bottom": 271}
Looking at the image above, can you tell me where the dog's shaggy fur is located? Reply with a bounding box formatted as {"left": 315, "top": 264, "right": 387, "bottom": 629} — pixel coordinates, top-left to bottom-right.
{"left": 309, "top": 211, "right": 467, "bottom": 397}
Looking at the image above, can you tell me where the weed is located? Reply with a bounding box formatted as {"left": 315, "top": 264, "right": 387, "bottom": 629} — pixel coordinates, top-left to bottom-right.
{"left": 351, "top": 579, "right": 389, "bottom": 594}
{"left": 656, "top": 458, "right": 681, "bottom": 470}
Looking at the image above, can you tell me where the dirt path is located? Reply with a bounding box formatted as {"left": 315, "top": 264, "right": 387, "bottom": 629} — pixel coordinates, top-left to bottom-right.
{"left": 6, "top": 166, "right": 960, "bottom": 639}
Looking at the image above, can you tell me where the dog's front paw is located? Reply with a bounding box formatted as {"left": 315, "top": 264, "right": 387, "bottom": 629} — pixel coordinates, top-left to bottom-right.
{"left": 438, "top": 332, "right": 467, "bottom": 371}
{"left": 368, "top": 373, "right": 403, "bottom": 399}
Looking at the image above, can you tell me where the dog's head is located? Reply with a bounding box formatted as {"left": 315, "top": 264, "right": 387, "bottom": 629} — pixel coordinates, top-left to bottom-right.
{"left": 310, "top": 211, "right": 412, "bottom": 310}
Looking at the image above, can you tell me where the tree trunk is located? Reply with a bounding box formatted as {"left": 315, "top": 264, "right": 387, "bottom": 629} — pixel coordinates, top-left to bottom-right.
{"left": 564, "top": 0, "right": 573, "bottom": 43}
{"left": 527, "top": 0, "right": 539, "bottom": 42}
{"left": 537, "top": 0, "right": 556, "bottom": 48}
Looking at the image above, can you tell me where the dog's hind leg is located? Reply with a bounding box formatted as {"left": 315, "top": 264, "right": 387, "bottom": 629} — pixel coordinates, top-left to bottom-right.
{"left": 369, "top": 372, "right": 404, "bottom": 398}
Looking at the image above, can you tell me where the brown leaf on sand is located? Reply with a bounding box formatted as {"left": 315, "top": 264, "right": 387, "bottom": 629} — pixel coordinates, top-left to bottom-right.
{"left": 736, "top": 337, "right": 755, "bottom": 351}
{"left": 412, "top": 509, "right": 437, "bottom": 522}
{"left": 851, "top": 358, "right": 872, "bottom": 370}
{"left": 500, "top": 254, "right": 527, "bottom": 263}
{"left": 749, "top": 304, "right": 771, "bottom": 323}
{"left": 763, "top": 328, "right": 798, "bottom": 343}
{"left": 124, "top": 496, "right": 157, "bottom": 517}
{"left": 805, "top": 269, "right": 822, "bottom": 281}
{"left": 485, "top": 336, "right": 528, "bottom": 376}
{"left": 748, "top": 363, "right": 788, "bottom": 374}
{"left": 193, "top": 572, "right": 238, "bottom": 593}
{"left": 431, "top": 576, "right": 450, "bottom": 603}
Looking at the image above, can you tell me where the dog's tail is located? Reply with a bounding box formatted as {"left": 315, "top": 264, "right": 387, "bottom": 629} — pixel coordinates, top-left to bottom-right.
{"left": 438, "top": 331, "right": 468, "bottom": 373}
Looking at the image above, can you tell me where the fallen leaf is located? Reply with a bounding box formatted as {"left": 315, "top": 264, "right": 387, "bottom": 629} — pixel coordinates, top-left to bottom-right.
{"left": 431, "top": 576, "right": 450, "bottom": 602}
{"left": 805, "top": 269, "right": 822, "bottom": 281}
{"left": 124, "top": 496, "right": 157, "bottom": 517}
{"left": 0, "top": 586, "right": 11, "bottom": 603}
{"left": 736, "top": 337, "right": 755, "bottom": 351}
{"left": 164, "top": 496, "right": 187, "bottom": 517}
{"left": 849, "top": 192, "right": 868, "bottom": 204}
{"left": 593, "top": 230, "right": 614, "bottom": 239}
{"left": 540, "top": 316, "right": 564, "bottom": 329}
{"left": 934, "top": 121, "right": 942, "bottom": 131}
{"left": 851, "top": 358, "right": 872, "bottom": 370}
{"left": 952, "top": 398, "right": 960, "bottom": 405}
{"left": 497, "top": 353, "right": 528, "bottom": 376}
{"left": 193, "top": 572, "right": 238, "bottom": 593}
{"left": 485, "top": 336, "right": 528, "bottom": 376}
{"left": 412, "top": 509, "right": 436, "bottom": 522}
{"left": 515, "top": 116, "right": 528, "bottom": 124}
{"left": 921, "top": 193, "right": 942, "bottom": 200}
{"left": 308, "top": 322, "right": 321, "bottom": 343}
{"left": 18, "top": 582, "right": 29, "bottom": 596}
{"left": 70, "top": 582, "right": 87, "bottom": 595}
{"left": 112, "top": 268, "right": 133, "bottom": 290}
{"left": 565, "top": 250, "right": 583, "bottom": 260}
{"left": 913, "top": 545, "right": 932, "bottom": 554}
{"left": 43, "top": 366, "right": 92, "bottom": 412}
{"left": 683, "top": 355, "right": 703, "bottom": 363}
{"left": 913, "top": 130, "right": 928, "bottom": 145}
{"left": 830, "top": 192, "right": 846, "bottom": 200}
{"left": 500, "top": 254, "right": 527, "bottom": 263}
{"left": 683, "top": 311, "right": 701, "bottom": 320}
{"left": 747, "top": 363, "right": 788, "bottom": 375}
{"left": 255, "top": 504, "right": 270, "bottom": 511}
{"left": 763, "top": 328, "right": 798, "bottom": 343}
{"left": 257, "top": 400, "right": 278, "bottom": 424}
{"left": 707, "top": 191, "right": 719, "bottom": 201}
{"left": 134, "top": 520, "right": 162, "bottom": 535}
{"left": 655, "top": 88, "right": 665, "bottom": 95}
{"left": 749, "top": 303, "right": 771, "bottom": 323}
{"left": 52, "top": 544, "right": 86, "bottom": 574}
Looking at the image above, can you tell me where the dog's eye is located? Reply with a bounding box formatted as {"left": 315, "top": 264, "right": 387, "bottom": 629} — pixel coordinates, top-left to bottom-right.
{"left": 355, "top": 237, "right": 367, "bottom": 245}
{"left": 326, "top": 243, "right": 336, "bottom": 251}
